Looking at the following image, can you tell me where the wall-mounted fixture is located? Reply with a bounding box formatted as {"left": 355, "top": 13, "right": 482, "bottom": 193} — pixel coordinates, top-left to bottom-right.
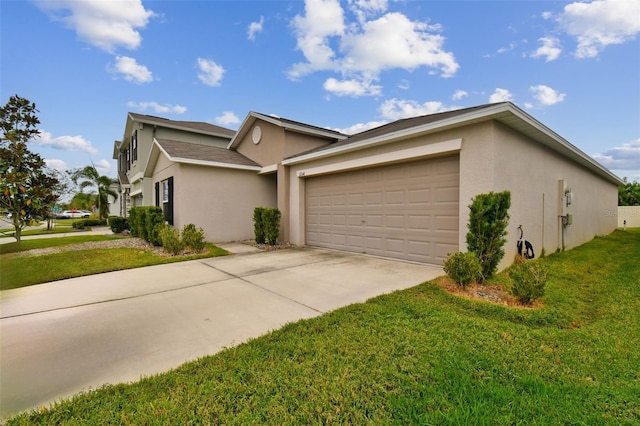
{"left": 565, "top": 188, "right": 573, "bottom": 207}
{"left": 562, "top": 214, "right": 573, "bottom": 227}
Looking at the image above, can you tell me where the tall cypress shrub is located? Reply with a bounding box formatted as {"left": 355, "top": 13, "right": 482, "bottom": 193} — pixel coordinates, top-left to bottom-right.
{"left": 466, "top": 191, "right": 511, "bottom": 281}
{"left": 253, "top": 207, "right": 266, "bottom": 244}
{"left": 262, "top": 208, "right": 281, "bottom": 245}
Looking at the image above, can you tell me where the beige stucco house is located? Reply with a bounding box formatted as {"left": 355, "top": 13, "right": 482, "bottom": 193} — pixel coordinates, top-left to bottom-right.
{"left": 113, "top": 113, "right": 235, "bottom": 217}
{"left": 116, "top": 102, "right": 623, "bottom": 269}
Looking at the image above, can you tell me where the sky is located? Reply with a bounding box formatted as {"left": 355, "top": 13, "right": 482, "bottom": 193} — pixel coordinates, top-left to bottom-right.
{"left": 1, "top": 0, "right": 639, "bottom": 183}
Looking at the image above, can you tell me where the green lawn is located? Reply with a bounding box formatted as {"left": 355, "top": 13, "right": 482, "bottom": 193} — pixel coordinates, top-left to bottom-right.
{"left": 5, "top": 230, "right": 640, "bottom": 424}
{"left": 0, "top": 235, "right": 228, "bottom": 290}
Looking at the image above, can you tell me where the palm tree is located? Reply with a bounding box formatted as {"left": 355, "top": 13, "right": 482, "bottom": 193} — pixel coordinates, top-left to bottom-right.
{"left": 72, "top": 164, "right": 118, "bottom": 219}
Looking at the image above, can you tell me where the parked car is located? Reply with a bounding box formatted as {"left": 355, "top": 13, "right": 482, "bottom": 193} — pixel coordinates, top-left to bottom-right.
{"left": 56, "top": 210, "right": 91, "bottom": 219}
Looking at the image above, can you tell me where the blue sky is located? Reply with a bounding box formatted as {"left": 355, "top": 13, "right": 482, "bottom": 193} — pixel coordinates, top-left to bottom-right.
{"left": 1, "top": 0, "right": 639, "bottom": 182}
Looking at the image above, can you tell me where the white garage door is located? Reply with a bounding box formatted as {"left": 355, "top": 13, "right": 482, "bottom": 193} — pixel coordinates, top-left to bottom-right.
{"left": 306, "top": 155, "right": 459, "bottom": 264}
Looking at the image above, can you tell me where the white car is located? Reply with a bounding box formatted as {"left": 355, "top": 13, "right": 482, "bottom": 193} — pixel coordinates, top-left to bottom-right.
{"left": 57, "top": 210, "right": 91, "bottom": 219}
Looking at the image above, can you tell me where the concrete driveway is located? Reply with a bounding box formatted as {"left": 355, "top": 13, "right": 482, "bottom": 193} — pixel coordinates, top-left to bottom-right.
{"left": 0, "top": 245, "right": 442, "bottom": 419}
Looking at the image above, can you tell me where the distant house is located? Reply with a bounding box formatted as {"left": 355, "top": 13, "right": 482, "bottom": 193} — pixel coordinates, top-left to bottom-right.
{"left": 114, "top": 103, "right": 623, "bottom": 269}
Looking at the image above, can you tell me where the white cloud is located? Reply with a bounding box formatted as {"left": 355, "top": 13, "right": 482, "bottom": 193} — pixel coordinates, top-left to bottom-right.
{"left": 379, "top": 98, "right": 452, "bottom": 120}
{"left": 341, "top": 12, "right": 458, "bottom": 78}
{"left": 289, "top": 1, "right": 458, "bottom": 95}
{"left": 94, "top": 159, "right": 113, "bottom": 175}
{"left": 531, "top": 37, "right": 562, "bottom": 61}
{"left": 45, "top": 159, "right": 68, "bottom": 171}
{"left": 323, "top": 77, "right": 382, "bottom": 97}
{"left": 35, "top": 0, "right": 155, "bottom": 53}
{"left": 197, "top": 58, "right": 225, "bottom": 87}
{"left": 215, "top": 111, "right": 240, "bottom": 125}
{"left": 349, "top": 0, "right": 388, "bottom": 23}
{"left": 290, "top": 0, "right": 346, "bottom": 79}
{"left": 593, "top": 139, "right": 640, "bottom": 170}
{"left": 32, "top": 130, "right": 98, "bottom": 155}
{"left": 127, "top": 101, "right": 187, "bottom": 114}
{"left": 489, "top": 88, "right": 514, "bottom": 103}
{"left": 111, "top": 56, "right": 153, "bottom": 83}
{"left": 337, "top": 120, "right": 388, "bottom": 135}
{"left": 452, "top": 89, "right": 468, "bottom": 100}
{"left": 557, "top": 0, "right": 640, "bottom": 58}
{"left": 248, "top": 16, "right": 264, "bottom": 40}
{"left": 530, "top": 85, "right": 566, "bottom": 106}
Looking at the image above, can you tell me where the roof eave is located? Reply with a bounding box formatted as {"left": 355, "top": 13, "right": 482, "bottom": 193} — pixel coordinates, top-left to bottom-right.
{"left": 283, "top": 102, "right": 623, "bottom": 186}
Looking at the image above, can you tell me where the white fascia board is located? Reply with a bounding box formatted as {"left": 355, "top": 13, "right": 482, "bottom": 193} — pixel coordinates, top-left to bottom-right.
{"left": 129, "top": 171, "right": 144, "bottom": 183}
{"left": 169, "top": 157, "right": 261, "bottom": 171}
{"left": 296, "top": 139, "right": 461, "bottom": 178}
{"left": 130, "top": 188, "right": 143, "bottom": 197}
{"left": 282, "top": 109, "right": 500, "bottom": 166}
{"left": 259, "top": 164, "right": 278, "bottom": 174}
{"left": 506, "top": 106, "right": 624, "bottom": 185}
{"left": 227, "top": 113, "right": 256, "bottom": 149}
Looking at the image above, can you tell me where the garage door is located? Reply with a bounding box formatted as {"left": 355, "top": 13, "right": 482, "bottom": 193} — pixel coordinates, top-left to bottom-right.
{"left": 306, "top": 155, "right": 459, "bottom": 264}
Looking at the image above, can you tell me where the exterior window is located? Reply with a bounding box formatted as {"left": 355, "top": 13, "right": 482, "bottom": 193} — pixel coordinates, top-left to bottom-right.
{"left": 163, "top": 180, "right": 169, "bottom": 202}
{"left": 161, "top": 177, "right": 174, "bottom": 225}
{"left": 131, "top": 130, "right": 138, "bottom": 162}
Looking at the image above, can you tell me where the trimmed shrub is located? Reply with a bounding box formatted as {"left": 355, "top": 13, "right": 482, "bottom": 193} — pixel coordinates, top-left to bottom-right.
{"left": 128, "top": 207, "right": 143, "bottom": 238}
{"left": 262, "top": 208, "right": 281, "bottom": 245}
{"left": 253, "top": 207, "right": 266, "bottom": 244}
{"left": 182, "top": 224, "right": 206, "bottom": 252}
{"left": 145, "top": 207, "right": 165, "bottom": 246}
{"left": 444, "top": 252, "right": 482, "bottom": 287}
{"left": 510, "top": 260, "right": 549, "bottom": 304}
{"left": 129, "top": 207, "right": 164, "bottom": 245}
{"left": 466, "top": 191, "right": 511, "bottom": 282}
{"left": 159, "top": 224, "right": 184, "bottom": 255}
{"left": 108, "top": 216, "right": 128, "bottom": 233}
{"left": 72, "top": 219, "right": 108, "bottom": 229}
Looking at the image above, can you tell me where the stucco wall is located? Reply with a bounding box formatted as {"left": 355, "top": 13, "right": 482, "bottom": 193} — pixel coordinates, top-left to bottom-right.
{"left": 153, "top": 156, "right": 277, "bottom": 242}
{"left": 618, "top": 206, "right": 640, "bottom": 228}
{"left": 486, "top": 122, "right": 618, "bottom": 268}
{"left": 285, "top": 120, "right": 619, "bottom": 271}
{"left": 285, "top": 123, "right": 486, "bottom": 246}
{"left": 235, "top": 121, "right": 287, "bottom": 167}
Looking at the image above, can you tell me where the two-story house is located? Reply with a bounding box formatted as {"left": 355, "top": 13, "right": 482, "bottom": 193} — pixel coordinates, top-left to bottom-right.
{"left": 113, "top": 113, "right": 235, "bottom": 217}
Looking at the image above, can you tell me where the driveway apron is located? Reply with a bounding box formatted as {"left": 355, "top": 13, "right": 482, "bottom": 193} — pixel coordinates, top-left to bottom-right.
{"left": 0, "top": 246, "right": 442, "bottom": 419}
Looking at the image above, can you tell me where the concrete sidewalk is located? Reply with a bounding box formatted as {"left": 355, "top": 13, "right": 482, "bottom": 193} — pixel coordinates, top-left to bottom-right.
{"left": 0, "top": 245, "right": 442, "bottom": 419}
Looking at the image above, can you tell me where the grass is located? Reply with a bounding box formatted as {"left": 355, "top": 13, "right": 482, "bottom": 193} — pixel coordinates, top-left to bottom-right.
{"left": 4, "top": 230, "right": 640, "bottom": 424}
{"left": 0, "top": 236, "right": 228, "bottom": 290}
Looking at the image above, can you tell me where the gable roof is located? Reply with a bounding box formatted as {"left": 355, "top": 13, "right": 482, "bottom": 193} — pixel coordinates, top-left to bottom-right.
{"left": 126, "top": 113, "right": 235, "bottom": 140}
{"left": 228, "top": 111, "right": 348, "bottom": 149}
{"left": 283, "top": 102, "right": 623, "bottom": 186}
{"left": 144, "top": 138, "right": 260, "bottom": 177}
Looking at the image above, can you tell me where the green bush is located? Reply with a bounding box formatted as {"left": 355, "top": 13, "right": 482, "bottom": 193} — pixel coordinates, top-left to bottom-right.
{"left": 108, "top": 216, "right": 128, "bottom": 233}
{"left": 253, "top": 207, "right": 266, "bottom": 244}
{"left": 443, "top": 252, "right": 482, "bottom": 287}
{"left": 145, "top": 207, "right": 165, "bottom": 246}
{"left": 128, "top": 208, "right": 143, "bottom": 238}
{"left": 159, "top": 224, "right": 184, "bottom": 255}
{"left": 466, "top": 191, "right": 511, "bottom": 282}
{"left": 182, "top": 224, "right": 206, "bottom": 252}
{"left": 510, "top": 260, "right": 549, "bottom": 304}
{"left": 129, "top": 207, "right": 164, "bottom": 245}
{"left": 262, "top": 208, "right": 281, "bottom": 245}
{"left": 72, "top": 219, "right": 108, "bottom": 229}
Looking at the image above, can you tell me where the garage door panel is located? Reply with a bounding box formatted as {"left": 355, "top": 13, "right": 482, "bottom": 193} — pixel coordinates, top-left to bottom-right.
{"left": 306, "top": 155, "right": 459, "bottom": 264}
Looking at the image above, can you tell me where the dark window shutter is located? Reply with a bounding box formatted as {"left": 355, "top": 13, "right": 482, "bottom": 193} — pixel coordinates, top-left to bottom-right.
{"left": 166, "top": 177, "right": 174, "bottom": 225}
{"left": 155, "top": 182, "right": 159, "bottom": 207}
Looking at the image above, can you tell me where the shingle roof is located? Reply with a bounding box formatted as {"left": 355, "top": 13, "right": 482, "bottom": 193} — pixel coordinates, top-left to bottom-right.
{"left": 291, "top": 103, "right": 499, "bottom": 158}
{"left": 155, "top": 139, "right": 259, "bottom": 167}
{"left": 129, "top": 113, "right": 235, "bottom": 137}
